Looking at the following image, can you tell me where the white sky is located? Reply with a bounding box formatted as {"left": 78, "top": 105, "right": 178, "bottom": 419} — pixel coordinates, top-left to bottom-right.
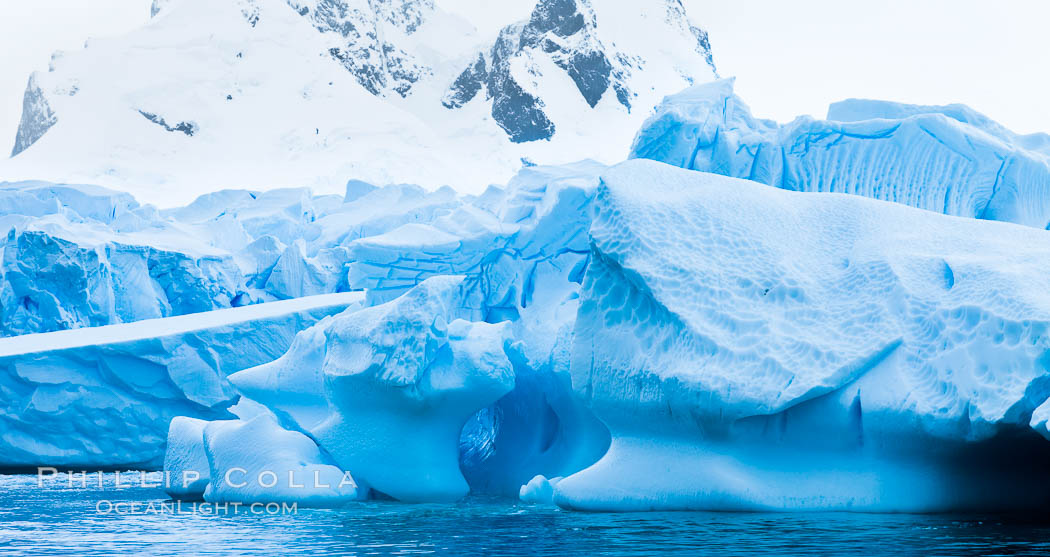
{"left": 0, "top": 0, "right": 1048, "bottom": 157}
{"left": 685, "top": 0, "right": 1050, "bottom": 134}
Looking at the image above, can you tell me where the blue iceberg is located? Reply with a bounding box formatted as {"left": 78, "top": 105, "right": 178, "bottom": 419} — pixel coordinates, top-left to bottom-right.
{"left": 555, "top": 160, "right": 1050, "bottom": 511}
{"left": 3, "top": 84, "right": 1050, "bottom": 512}
{"left": 630, "top": 79, "right": 1050, "bottom": 228}
{"left": 0, "top": 293, "right": 360, "bottom": 469}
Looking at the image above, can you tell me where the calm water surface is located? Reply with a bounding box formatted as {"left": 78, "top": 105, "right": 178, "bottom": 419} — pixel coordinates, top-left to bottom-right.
{"left": 2, "top": 473, "right": 1049, "bottom": 555}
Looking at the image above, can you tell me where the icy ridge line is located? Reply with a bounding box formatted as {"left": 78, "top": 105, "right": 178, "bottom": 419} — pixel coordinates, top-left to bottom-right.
{"left": 630, "top": 78, "right": 1050, "bottom": 229}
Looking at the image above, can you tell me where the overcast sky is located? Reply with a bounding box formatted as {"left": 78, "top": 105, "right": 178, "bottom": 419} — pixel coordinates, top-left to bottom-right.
{"left": 0, "top": 0, "right": 1047, "bottom": 156}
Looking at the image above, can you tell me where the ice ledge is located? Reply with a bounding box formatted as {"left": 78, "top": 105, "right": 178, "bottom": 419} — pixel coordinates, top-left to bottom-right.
{"left": 0, "top": 292, "right": 363, "bottom": 358}
{"left": 0, "top": 293, "right": 363, "bottom": 469}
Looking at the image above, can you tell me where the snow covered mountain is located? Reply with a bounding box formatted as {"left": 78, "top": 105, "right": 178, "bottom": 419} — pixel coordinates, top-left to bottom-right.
{"left": 2, "top": 0, "right": 716, "bottom": 206}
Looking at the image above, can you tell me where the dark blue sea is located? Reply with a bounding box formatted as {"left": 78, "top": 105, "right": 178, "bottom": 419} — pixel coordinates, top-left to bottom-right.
{"left": 2, "top": 473, "right": 1049, "bottom": 555}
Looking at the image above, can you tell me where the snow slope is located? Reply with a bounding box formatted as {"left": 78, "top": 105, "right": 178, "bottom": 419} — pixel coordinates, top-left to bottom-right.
{"left": 0, "top": 292, "right": 362, "bottom": 469}
{"left": 2, "top": 0, "right": 716, "bottom": 206}
{"left": 555, "top": 160, "right": 1050, "bottom": 511}
{"left": 630, "top": 79, "right": 1050, "bottom": 228}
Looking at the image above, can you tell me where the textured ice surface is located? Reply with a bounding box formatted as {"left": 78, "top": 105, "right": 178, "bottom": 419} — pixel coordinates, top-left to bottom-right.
{"left": 519, "top": 474, "right": 561, "bottom": 505}
{"left": 0, "top": 293, "right": 362, "bottom": 469}
{"left": 200, "top": 414, "right": 360, "bottom": 506}
{"left": 8, "top": 94, "right": 1050, "bottom": 510}
{"left": 347, "top": 160, "right": 599, "bottom": 306}
{"left": 232, "top": 277, "right": 516, "bottom": 502}
{"left": 0, "top": 179, "right": 459, "bottom": 337}
{"left": 630, "top": 79, "right": 1050, "bottom": 228}
{"left": 344, "top": 161, "right": 611, "bottom": 495}
{"left": 163, "top": 416, "right": 211, "bottom": 498}
{"left": 554, "top": 160, "right": 1050, "bottom": 511}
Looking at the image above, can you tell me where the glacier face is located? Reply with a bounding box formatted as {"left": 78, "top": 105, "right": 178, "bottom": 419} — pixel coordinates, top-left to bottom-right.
{"left": 2, "top": 0, "right": 716, "bottom": 206}
{"left": 0, "top": 293, "right": 361, "bottom": 469}
{"left": 0, "top": 178, "right": 483, "bottom": 337}
{"left": 555, "top": 160, "right": 1050, "bottom": 511}
{"left": 0, "top": 182, "right": 328, "bottom": 336}
{"left": 630, "top": 79, "right": 1050, "bottom": 228}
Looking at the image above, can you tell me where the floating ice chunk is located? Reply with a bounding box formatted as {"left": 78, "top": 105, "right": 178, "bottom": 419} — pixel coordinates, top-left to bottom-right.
{"left": 263, "top": 240, "right": 335, "bottom": 299}
{"left": 201, "top": 415, "right": 359, "bottom": 506}
{"left": 556, "top": 159, "right": 1050, "bottom": 511}
{"left": 631, "top": 79, "right": 1050, "bottom": 228}
{"left": 519, "top": 474, "right": 562, "bottom": 505}
{"left": 343, "top": 179, "right": 377, "bottom": 203}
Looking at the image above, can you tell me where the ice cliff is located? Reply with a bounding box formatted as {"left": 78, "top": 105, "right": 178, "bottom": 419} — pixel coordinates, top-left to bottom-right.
{"left": 553, "top": 160, "right": 1050, "bottom": 511}
{"left": 0, "top": 179, "right": 466, "bottom": 337}
{"left": 152, "top": 158, "right": 1050, "bottom": 510}
{"left": 0, "top": 293, "right": 361, "bottom": 469}
{"left": 630, "top": 79, "right": 1050, "bottom": 229}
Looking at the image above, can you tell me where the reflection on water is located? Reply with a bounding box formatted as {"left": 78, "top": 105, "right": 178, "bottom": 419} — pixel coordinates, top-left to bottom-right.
{"left": 2, "top": 473, "right": 1049, "bottom": 556}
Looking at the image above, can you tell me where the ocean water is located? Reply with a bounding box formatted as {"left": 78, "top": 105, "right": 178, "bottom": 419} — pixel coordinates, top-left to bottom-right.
{"left": 1, "top": 473, "right": 1049, "bottom": 556}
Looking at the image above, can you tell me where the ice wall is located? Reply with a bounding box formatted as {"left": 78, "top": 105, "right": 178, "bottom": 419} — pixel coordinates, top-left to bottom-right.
{"left": 630, "top": 79, "right": 1050, "bottom": 228}
{"left": 0, "top": 293, "right": 361, "bottom": 469}
{"left": 554, "top": 160, "right": 1050, "bottom": 511}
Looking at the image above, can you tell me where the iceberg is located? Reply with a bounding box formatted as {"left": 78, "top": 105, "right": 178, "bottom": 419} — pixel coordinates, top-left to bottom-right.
{"left": 231, "top": 277, "right": 515, "bottom": 502}
{"left": 630, "top": 79, "right": 1050, "bottom": 228}
{"left": 344, "top": 162, "right": 611, "bottom": 496}
{"left": 553, "top": 159, "right": 1050, "bottom": 512}
{"left": 0, "top": 293, "right": 362, "bottom": 469}
{"left": 8, "top": 92, "right": 1050, "bottom": 512}
{"left": 0, "top": 179, "right": 463, "bottom": 337}
{"left": 159, "top": 155, "right": 1050, "bottom": 511}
